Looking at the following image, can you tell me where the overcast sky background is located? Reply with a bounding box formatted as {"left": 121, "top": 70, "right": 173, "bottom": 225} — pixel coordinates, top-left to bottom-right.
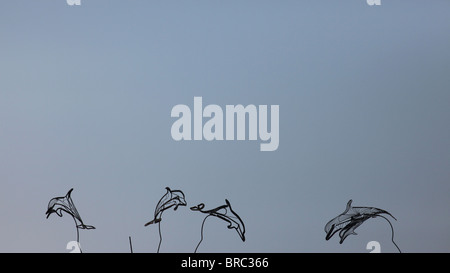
{"left": 1, "top": 0, "right": 449, "bottom": 253}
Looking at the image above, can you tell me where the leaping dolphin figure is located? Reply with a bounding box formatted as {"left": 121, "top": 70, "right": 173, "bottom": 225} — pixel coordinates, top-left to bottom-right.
{"left": 190, "top": 199, "right": 246, "bottom": 253}
{"left": 46, "top": 188, "right": 95, "bottom": 252}
{"left": 145, "top": 187, "right": 187, "bottom": 252}
{"left": 324, "top": 199, "right": 401, "bottom": 253}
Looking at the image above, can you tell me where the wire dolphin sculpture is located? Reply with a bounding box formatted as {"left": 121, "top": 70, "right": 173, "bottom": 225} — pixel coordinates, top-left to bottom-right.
{"left": 324, "top": 199, "right": 401, "bottom": 253}
{"left": 45, "top": 188, "right": 95, "bottom": 252}
{"left": 144, "top": 187, "right": 187, "bottom": 253}
{"left": 190, "top": 199, "right": 245, "bottom": 253}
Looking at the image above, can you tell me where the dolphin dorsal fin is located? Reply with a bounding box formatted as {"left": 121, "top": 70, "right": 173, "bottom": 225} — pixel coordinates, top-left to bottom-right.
{"left": 344, "top": 200, "right": 353, "bottom": 214}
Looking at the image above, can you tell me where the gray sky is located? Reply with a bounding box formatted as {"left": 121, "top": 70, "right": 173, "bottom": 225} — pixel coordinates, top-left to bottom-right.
{"left": 1, "top": 0, "right": 449, "bottom": 253}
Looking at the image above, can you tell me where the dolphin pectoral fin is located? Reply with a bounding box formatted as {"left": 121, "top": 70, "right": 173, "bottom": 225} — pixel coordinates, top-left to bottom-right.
{"left": 77, "top": 224, "right": 96, "bottom": 230}
{"left": 145, "top": 218, "right": 161, "bottom": 226}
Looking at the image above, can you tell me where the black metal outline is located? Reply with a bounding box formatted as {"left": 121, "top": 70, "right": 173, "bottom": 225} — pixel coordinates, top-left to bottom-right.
{"left": 45, "top": 188, "right": 95, "bottom": 252}
{"left": 324, "top": 199, "right": 401, "bottom": 253}
{"left": 144, "top": 187, "right": 187, "bottom": 253}
{"left": 190, "top": 199, "right": 245, "bottom": 253}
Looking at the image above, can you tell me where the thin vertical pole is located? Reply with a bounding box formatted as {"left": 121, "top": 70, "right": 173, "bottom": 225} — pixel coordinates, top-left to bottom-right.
{"left": 129, "top": 236, "right": 133, "bottom": 253}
